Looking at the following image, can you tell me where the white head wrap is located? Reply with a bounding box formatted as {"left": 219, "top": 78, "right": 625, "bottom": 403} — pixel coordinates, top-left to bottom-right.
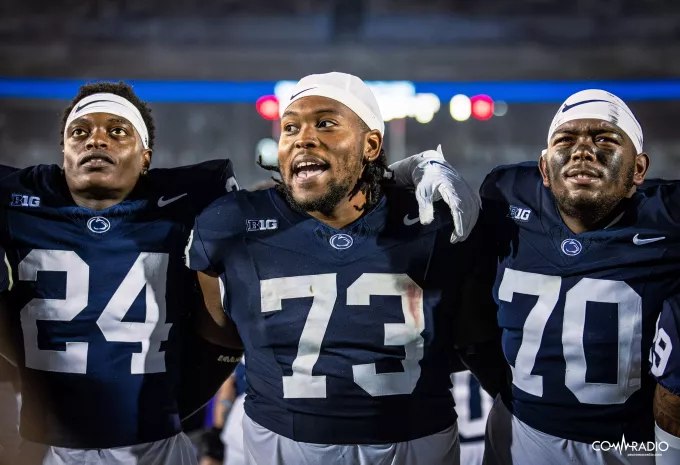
{"left": 65, "top": 93, "right": 150, "bottom": 149}
{"left": 280, "top": 72, "right": 385, "bottom": 135}
{"left": 547, "top": 89, "right": 643, "bottom": 154}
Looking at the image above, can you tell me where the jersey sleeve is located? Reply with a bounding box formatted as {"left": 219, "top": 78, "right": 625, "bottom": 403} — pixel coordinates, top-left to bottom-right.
{"left": 190, "top": 158, "right": 239, "bottom": 206}
{"left": 478, "top": 165, "right": 517, "bottom": 241}
{"left": 651, "top": 295, "right": 680, "bottom": 395}
{"left": 185, "top": 192, "right": 243, "bottom": 276}
{"left": 445, "top": 166, "right": 511, "bottom": 347}
{"left": 646, "top": 181, "right": 680, "bottom": 229}
{"left": 427, "top": 196, "right": 499, "bottom": 348}
{"left": 151, "top": 159, "right": 239, "bottom": 215}
{"left": 452, "top": 218, "right": 500, "bottom": 348}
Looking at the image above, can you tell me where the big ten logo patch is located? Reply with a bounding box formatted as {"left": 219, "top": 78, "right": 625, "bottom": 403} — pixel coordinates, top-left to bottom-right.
{"left": 246, "top": 219, "right": 278, "bottom": 232}
{"left": 509, "top": 205, "right": 532, "bottom": 222}
{"left": 11, "top": 194, "right": 40, "bottom": 208}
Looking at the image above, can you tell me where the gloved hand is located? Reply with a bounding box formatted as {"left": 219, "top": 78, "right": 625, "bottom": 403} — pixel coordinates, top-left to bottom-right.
{"left": 388, "top": 145, "right": 480, "bottom": 243}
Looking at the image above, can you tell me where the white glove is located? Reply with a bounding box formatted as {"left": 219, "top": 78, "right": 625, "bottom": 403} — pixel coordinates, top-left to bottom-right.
{"left": 388, "top": 145, "right": 480, "bottom": 243}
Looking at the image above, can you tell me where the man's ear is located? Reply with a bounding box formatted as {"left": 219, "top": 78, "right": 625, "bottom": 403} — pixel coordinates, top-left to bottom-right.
{"left": 364, "top": 130, "right": 382, "bottom": 163}
{"left": 141, "top": 149, "right": 153, "bottom": 174}
{"left": 538, "top": 151, "right": 550, "bottom": 188}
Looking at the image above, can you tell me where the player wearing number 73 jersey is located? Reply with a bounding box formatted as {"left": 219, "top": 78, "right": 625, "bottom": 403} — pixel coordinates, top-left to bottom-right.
{"left": 480, "top": 90, "right": 680, "bottom": 465}
{"left": 186, "top": 72, "right": 503, "bottom": 465}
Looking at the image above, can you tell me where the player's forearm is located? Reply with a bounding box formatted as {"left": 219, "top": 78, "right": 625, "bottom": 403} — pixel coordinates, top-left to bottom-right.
{"left": 194, "top": 311, "right": 243, "bottom": 350}
{"left": 654, "top": 384, "right": 680, "bottom": 437}
{"left": 194, "top": 274, "right": 242, "bottom": 349}
{"left": 212, "top": 377, "right": 236, "bottom": 428}
{"left": 197, "top": 271, "right": 229, "bottom": 326}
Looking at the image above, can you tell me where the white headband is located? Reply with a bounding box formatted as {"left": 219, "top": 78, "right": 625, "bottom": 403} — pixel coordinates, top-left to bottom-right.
{"left": 281, "top": 72, "right": 385, "bottom": 135}
{"left": 547, "top": 89, "right": 643, "bottom": 154}
{"left": 65, "top": 93, "right": 150, "bottom": 149}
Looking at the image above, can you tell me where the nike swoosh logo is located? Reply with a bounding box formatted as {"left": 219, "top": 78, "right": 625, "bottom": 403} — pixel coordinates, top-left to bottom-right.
{"left": 403, "top": 214, "right": 419, "bottom": 226}
{"left": 157, "top": 193, "right": 188, "bottom": 207}
{"left": 75, "top": 99, "right": 113, "bottom": 113}
{"left": 561, "top": 99, "right": 610, "bottom": 113}
{"left": 632, "top": 234, "right": 665, "bottom": 245}
{"left": 427, "top": 160, "right": 449, "bottom": 168}
{"left": 290, "top": 87, "right": 316, "bottom": 100}
{"left": 427, "top": 160, "right": 456, "bottom": 175}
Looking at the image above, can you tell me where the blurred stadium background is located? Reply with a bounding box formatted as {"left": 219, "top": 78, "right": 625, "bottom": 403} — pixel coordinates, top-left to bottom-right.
{"left": 1, "top": 1, "right": 680, "bottom": 463}
{"left": 1, "top": 0, "right": 680, "bottom": 189}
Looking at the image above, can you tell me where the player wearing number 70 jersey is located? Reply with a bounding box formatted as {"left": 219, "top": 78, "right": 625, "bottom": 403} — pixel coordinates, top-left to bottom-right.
{"left": 478, "top": 90, "right": 680, "bottom": 465}
{"left": 186, "top": 72, "right": 506, "bottom": 465}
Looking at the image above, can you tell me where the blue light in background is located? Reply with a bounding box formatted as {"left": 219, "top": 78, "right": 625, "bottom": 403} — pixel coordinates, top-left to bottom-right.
{"left": 0, "top": 79, "right": 274, "bottom": 103}
{"left": 1, "top": 78, "right": 679, "bottom": 103}
{"left": 415, "top": 80, "right": 680, "bottom": 103}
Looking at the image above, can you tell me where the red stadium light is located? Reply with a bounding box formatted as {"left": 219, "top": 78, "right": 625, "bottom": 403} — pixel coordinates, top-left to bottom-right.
{"left": 471, "top": 94, "right": 494, "bottom": 121}
{"left": 256, "top": 95, "right": 280, "bottom": 121}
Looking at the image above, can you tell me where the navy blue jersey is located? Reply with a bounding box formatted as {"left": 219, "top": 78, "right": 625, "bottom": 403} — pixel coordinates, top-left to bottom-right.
{"left": 0, "top": 160, "right": 235, "bottom": 448}
{"left": 480, "top": 162, "right": 680, "bottom": 444}
{"left": 651, "top": 295, "right": 680, "bottom": 396}
{"left": 187, "top": 186, "right": 493, "bottom": 445}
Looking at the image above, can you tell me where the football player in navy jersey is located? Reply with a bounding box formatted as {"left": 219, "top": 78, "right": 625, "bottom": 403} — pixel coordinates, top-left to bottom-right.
{"left": 0, "top": 81, "right": 244, "bottom": 465}
{"left": 186, "top": 72, "right": 505, "bottom": 465}
{"left": 476, "top": 89, "right": 680, "bottom": 465}
{"left": 650, "top": 298, "right": 680, "bottom": 464}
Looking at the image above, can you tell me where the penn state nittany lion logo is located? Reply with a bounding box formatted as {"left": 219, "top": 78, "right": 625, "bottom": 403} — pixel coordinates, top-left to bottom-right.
{"left": 329, "top": 233, "right": 353, "bottom": 250}
{"left": 561, "top": 238, "right": 582, "bottom": 256}
{"left": 87, "top": 216, "right": 111, "bottom": 234}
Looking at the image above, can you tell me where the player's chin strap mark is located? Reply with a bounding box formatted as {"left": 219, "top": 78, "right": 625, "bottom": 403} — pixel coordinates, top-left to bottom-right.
{"left": 65, "top": 93, "right": 150, "bottom": 149}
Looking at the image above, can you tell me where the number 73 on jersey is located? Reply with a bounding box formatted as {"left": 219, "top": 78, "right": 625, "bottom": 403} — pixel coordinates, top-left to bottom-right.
{"left": 260, "top": 273, "right": 425, "bottom": 399}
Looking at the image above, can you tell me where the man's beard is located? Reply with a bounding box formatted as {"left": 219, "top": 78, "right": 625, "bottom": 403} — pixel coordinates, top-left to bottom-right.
{"left": 280, "top": 174, "right": 356, "bottom": 217}
{"left": 550, "top": 168, "right": 635, "bottom": 227}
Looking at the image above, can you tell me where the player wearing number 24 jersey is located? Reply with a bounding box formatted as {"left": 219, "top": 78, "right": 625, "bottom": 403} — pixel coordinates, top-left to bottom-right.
{"left": 0, "top": 160, "right": 236, "bottom": 449}
{"left": 0, "top": 82, "right": 244, "bottom": 465}
{"left": 187, "top": 72, "right": 501, "bottom": 465}
{"left": 480, "top": 90, "right": 680, "bottom": 465}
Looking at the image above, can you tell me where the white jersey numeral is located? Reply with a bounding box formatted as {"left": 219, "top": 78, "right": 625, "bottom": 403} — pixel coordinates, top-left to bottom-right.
{"left": 20, "top": 250, "right": 90, "bottom": 374}
{"left": 19, "top": 250, "right": 172, "bottom": 375}
{"left": 348, "top": 273, "right": 424, "bottom": 396}
{"left": 260, "top": 273, "right": 425, "bottom": 399}
{"left": 499, "top": 268, "right": 642, "bottom": 405}
{"left": 451, "top": 371, "right": 493, "bottom": 439}
{"left": 96, "top": 253, "right": 172, "bottom": 374}
{"left": 261, "top": 274, "right": 337, "bottom": 399}
{"left": 650, "top": 314, "right": 673, "bottom": 377}
{"left": 498, "top": 269, "right": 560, "bottom": 397}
